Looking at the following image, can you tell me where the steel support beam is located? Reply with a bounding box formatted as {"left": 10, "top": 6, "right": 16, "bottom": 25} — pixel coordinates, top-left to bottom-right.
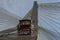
{"left": 31, "top": 1, "right": 38, "bottom": 31}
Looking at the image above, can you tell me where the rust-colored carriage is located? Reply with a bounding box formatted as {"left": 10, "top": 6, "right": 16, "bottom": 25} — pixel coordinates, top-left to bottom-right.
{"left": 17, "top": 19, "right": 31, "bottom": 35}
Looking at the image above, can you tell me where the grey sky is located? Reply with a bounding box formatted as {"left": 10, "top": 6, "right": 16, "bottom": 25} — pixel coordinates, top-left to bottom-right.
{"left": 0, "top": 0, "right": 60, "bottom": 18}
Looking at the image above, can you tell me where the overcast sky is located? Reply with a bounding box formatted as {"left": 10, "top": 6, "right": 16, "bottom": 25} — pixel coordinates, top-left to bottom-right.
{"left": 0, "top": 0, "right": 60, "bottom": 18}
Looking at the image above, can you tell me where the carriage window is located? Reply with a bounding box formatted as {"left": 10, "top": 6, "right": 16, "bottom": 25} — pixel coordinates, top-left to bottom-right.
{"left": 20, "top": 20, "right": 31, "bottom": 25}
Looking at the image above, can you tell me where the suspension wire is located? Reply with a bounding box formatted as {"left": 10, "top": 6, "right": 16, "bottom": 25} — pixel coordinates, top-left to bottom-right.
{"left": 44, "top": 8, "right": 60, "bottom": 26}
{"left": 38, "top": 4, "right": 60, "bottom": 40}
{"left": 44, "top": 14, "right": 60, "bottom": 30}
{"left": 43, "top": 15, "right": 60, "bottom": 35}
{"left": 39, "top": 15, "right": 56, "bottom": 33}
{"left": 39, "top": 15, "right": 58, "bottom": 34}
{"left": 40, "top": 15, "right": 60, "bottom": 35}
{"left": 46, "top": 15, "right": 60, "bottom": 27}
{"left": 38, "top": 16, "right": 56, "bottom": 35}
{"left": 38, "top": 9, "right": 60, "bottom": 31}
{"left": 40, "top": 16, "right": 59, "bottom": 40}
{"left": 38, "top": 16, "right": 57, "bottom": 40}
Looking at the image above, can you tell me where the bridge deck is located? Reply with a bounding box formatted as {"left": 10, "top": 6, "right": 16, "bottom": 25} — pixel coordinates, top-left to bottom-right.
{"left": 0, "top": 30, "right": 37, "bottom": 40}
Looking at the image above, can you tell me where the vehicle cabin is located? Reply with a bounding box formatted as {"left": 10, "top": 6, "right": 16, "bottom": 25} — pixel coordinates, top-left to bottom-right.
{"left": 17, "top": 19, "right": 31, "bottom": 35}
